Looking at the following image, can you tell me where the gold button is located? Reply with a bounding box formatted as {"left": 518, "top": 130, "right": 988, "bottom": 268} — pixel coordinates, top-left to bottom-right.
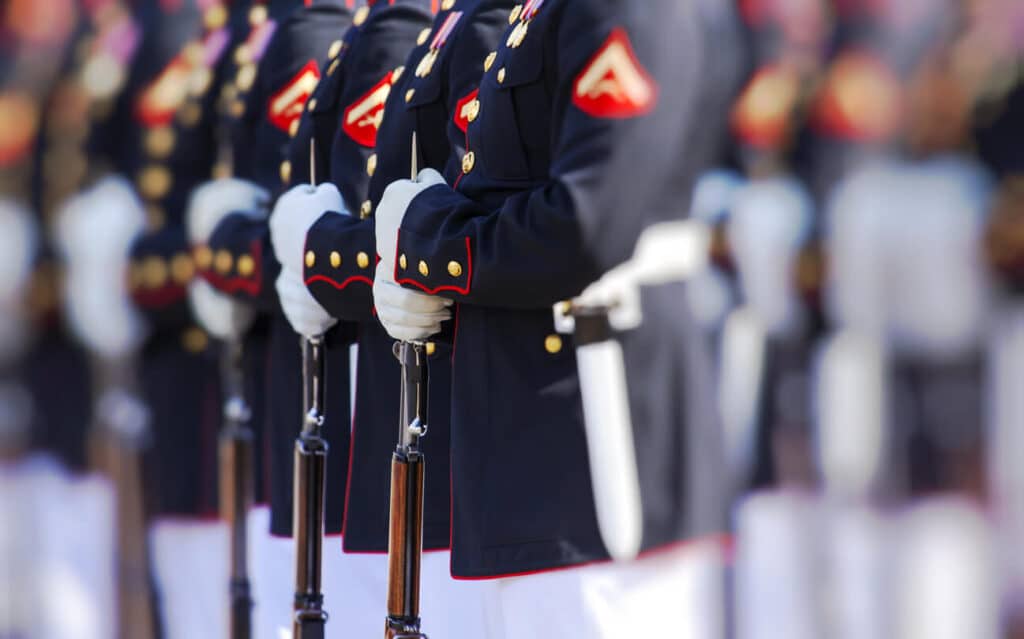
{"left": 280, "top": 160, "right": 292, "bottom": 183}
{"left": 509, "top": 4, "right": 522, "bottom": 23}
{"left": 328, "top": 39, "right": 343, "bottom": 59}
{"left": 418, "top": 260, "right": 429, "bottom": 276}
{"left": 234, "top": 44, "right": 250, "bottom": 65}
{"left": 484, "top": 51, "right": 496, "bottom": 72}
{"left": 417, "top": 27, "right": 431, "bottom": 46}
{"left": 182, "top": 326, "right": 209, "bottom": 353}
{"left": 392, "top": 65, "right": 405, "bottom": 83}
{"left": 194, "top": 245, "right": 213, "bottom": 269}
{"left": 465, "top": 99, "right": 480, "bottom": 122}
{"left": 171, "top": 253, "right": 194, "bottom": 283}
{"left": 138, "top": 165, "right": 172, "bottom": 199}
{"left": 305, "top": 250, "right": 316, "bottom": 268}
{"left": 142, "top": 256, "right": 168, "bottom": 289}
{"left": 237, "top": 254, "right": 255, "bottom": 276}
{"left": 405, "top": 89, "right": 415, "bottom": 103}
{"left": 353, "top": 5, "right": 369, "bottom": 26}
{"left": 544, "top": 334, "right": 563, "bottom": 354}
{"left": 327, "top": 58, "right": 340, "bottom": 77}
{"left": 289, "top": 119, "right": 300, "bottom": 137}
{"left": 330, "top": 251, "right": 341, "bottom": 268}
{"left": 236, "top": 63, "right": 256, "bottom": 91}
{"left": 508, "top": 21, "right": 528, "bottom": 48}
{"left": 447, "top": 260, "right": 462, "bottom": 277}
{"left": 497, "top": 67, "right": 506, "bottom": 84}
{"left": 461, "top": 151, "right": 475, "bottom": 174}
{"left": 215, "top": 249, "right": 233, "bottom": 274}
{"left": 360, "top": 200, "right": 373, "bottom": 219}
{"left": 357, "top": 252, "right": 370, "bottom": 269}
{"left": 248, "top": 4, "right": 267, "bottom": 26}
{"left": 366, "top": 153, "right": 377, "bottom": 176}
{"left": 307, "top": 97, "right": 318, "bottom": 112}
{"left": 441, "top": 0, "right": 454, "bottom": 9}
{"left": 425, "top": 341, "right": 436, "bottom": 356}
{"left": 399, "top": 254, "right": 408, "bottom": 270}
{"left": 145, "top": 126, "right": 175, "bottom": 158}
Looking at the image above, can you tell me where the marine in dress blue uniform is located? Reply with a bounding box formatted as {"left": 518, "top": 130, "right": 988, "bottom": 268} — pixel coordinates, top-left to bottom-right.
{"left": 373, "top": 0, "right": 738, "bottom": 584}
{"left": 298, "top": 0, "right": 514, "bottom": 563}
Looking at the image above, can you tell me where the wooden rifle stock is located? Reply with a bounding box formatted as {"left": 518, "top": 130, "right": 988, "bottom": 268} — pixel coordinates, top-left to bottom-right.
{"left": 293, "top": 335, "right": 329, "bottom": 639}
{"left": 219, "top": 340, "right": 254, "bottom": 639}
{"left": 385, "top": 341, "right": 429, "bottom": 639}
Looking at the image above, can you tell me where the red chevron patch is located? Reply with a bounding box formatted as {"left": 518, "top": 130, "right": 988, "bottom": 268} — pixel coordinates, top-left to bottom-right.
{"left": 572, "top": 28, "right": 657, "bottom": 119}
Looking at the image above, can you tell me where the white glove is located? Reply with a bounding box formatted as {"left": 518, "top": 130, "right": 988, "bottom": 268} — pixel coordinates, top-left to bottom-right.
{"left": 269, "top": 182, "right": 346, "bottom": 275}
{"left": 0, "top": 198, "right": 36, "bottom": 303}
{"left": 372, "top": 168, "right": 450, "bottom": 342}
{"left": 374, "top": 168, "right": 446, "bottom": 274}
{"left": 275, "top": 269, "right": 336, "bottom": 338}
{"left": 55, "top": 176, "right": 147, "bottom": 358}
{"left": 373, "top": 278, "right": 452, "bottom": 342}
{"left": 188, "top": 279, "right": 256, "bottom": 340}
{"left": 186, "top": 178, "right": 269, "bottom": 245}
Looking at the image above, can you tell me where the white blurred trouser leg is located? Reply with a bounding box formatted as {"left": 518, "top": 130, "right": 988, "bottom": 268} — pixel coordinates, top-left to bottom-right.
{"left": 150, "top": 518, "right": 229, "bottom": 639}
{"left": 475, "top": 539, "right": 725, "bottom": 639}
{"left": 249, "top": 508, "right": 294, "bottom": 639}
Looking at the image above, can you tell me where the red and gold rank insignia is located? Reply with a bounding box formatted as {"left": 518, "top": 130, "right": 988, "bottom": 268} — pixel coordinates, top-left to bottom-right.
{"left": 572, "top": 28, "right": 657, "bottom": 119}
{"left": 810, "top": 50, "right": 903, "bottom": 143}
{"left": 453, "top": 88, "right": 479, "bottom": 133}
{"left": 136, "top": 52, "right": 193, "bottom": 126}
{"left": 0, "top": 92, "right": 39, "bottom": 167}
{"left": 342, "top": 71, "right": 394, "bottom": 147}
{"left": 268, "top": 60, "right": 321, "bottom": 133}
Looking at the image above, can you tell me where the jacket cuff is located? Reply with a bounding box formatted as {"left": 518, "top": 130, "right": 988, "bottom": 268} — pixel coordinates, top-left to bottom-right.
{"left": 303, "top": 212, "right": 376, "bottom": 322}
{"left": 198, "top": 212, "right": 280, "bottom": 311}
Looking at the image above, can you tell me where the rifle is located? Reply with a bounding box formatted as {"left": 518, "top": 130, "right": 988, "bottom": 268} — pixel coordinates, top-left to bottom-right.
{"left": 219, "top": 339, "right": 254, "bottom": 639}
{"left": 90, "top": 358, "right": 160, "bottom": 639}
{"left": 293, "top": 333, "right": 329, "bottom": 639}
{"left": 385, "top": 340, "right": 429, "bottom": 639}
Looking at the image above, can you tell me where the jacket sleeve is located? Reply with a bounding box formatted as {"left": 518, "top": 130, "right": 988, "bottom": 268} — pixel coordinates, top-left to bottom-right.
{"left": 393, "top": 5, "right": 622, "bottom": 309}
{"left": 198, "top": 213, "right": 281, "bottom": 312}
{"left": 303, "top": 213, "right": 377, "bottom": 322}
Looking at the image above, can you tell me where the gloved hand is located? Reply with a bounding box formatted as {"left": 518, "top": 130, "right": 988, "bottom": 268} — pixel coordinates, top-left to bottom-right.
{"left": 186, "top": 178, "right": 269, "bottom": 245}
{"left": 373, "top": 168, "right": 449, "bottom": 342}
{"left": 188, "top": 279, "right": 256, "bottom": 340}
{"left": 373, "top": 278, "right": 451, "bottom": 342}
{"left": 55, "top": 176, "right": 147, "bottom": 358}
{"left": 275, "top": 268, "right": 336, "bottom": 338}
{"left": 269, "top": 182, "right": 346, "bottom": 275}
{"left": 374, "top": 168, "right": 446, "bottom": 276}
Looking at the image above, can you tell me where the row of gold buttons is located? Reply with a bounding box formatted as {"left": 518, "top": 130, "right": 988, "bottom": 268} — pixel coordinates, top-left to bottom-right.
{"left": 397, "top": 254, "right": 463, "bottom": 278}
{"left": 305, "top": 250, "right": 371, "bottom": 270}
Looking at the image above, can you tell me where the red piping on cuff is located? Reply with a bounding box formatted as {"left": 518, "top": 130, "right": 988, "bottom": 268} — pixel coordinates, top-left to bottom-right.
{"left": 395, "top": 234, "right": 472, "bottom": 296}
{"left": 305, "top": 274, "right": 373, "bottom": 290}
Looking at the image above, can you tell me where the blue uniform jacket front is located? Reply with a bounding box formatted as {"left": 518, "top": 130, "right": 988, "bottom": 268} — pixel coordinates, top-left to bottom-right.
{"left": 302, "top": 0, "right": 514, "bottom": 553}
{"left": 393, "top": 0, "right": 737, "bottom": 577}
